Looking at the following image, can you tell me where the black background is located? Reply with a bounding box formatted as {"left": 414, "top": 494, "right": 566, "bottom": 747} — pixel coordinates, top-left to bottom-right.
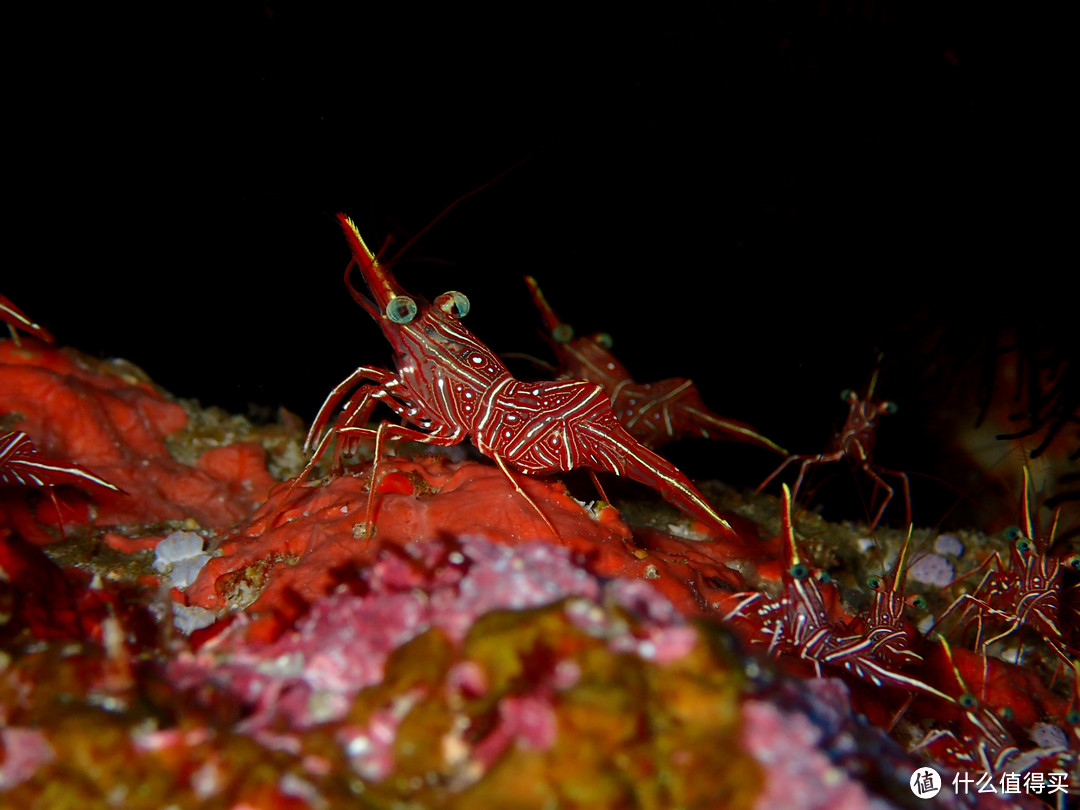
{"left": 7, "top": 2, "right": 1072, "bottom": 528}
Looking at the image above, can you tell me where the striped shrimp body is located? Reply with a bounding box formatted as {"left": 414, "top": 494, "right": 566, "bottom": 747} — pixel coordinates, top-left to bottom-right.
{"left": 724, "top": 485, "right": 952, "bottom": 701}
{"left": 302, "top": 215, "right": 735, "bottom": 539}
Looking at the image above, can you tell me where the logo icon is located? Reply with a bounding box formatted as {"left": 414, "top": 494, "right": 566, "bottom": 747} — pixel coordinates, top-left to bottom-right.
{"left": 910, "top": 767, "right": 941, "bottom": 798}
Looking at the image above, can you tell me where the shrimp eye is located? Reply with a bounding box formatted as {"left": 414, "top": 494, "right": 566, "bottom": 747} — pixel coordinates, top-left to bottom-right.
{"left": 815, "top": 570, "right": 833, "bottom": 585}
{"left": 908, "top": 595, "right": 928, "bottom": 610}
{"left": 866, "top": 575, "right": 883, "bottom": 590}
{"left": 437, "top": 291, "right": 470, "bottom": 317}
{"left": 1064, "top": 553, "right": 1080, "bottom": 571}
{"left": 1003, "top": 526, "right": 1024, "bottom": 543}
{"left": 882, "top": 401, "right": 898, "bottom": 415}
{"left": 1015, "top": 538, "right": 1033, "bottom": 554}
{"left": 789, "top": 563, "right": 810, "bottom": 579}
{"left": 998, "top": 706, "right": 1014, "bottom": 721}
{"left": 840, "top": 389, "right": 856, "bottom": 403}
{"left": 552, "top": 324, "right": 574, "bottom": 343}
{"left": 593, "top": 332, "right": 614, "bottom": 349}
{"left": 1067, "top": 709, "right": 1080, "bottom": 725}
{"left": 385, "top": 296, "right": 418, "bottom": 324}
{"left": 959, "top": 693, "right": 979, "bottom": 708}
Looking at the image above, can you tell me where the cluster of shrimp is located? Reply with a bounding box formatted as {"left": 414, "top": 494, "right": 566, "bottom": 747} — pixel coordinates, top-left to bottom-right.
{"left": 514, "top": 276, "right": 1077, "bottom": 790}
{"left": 505, "top": 277, "right": 1079, "bottom": 795}
{"left": 721, "top": 472, "right": 1078, "bottom": 793}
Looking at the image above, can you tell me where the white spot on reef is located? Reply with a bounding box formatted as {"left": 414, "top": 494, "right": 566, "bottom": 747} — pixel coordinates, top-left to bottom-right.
{"left": 154, "top": 531, "right": 204, "bottom": 564}
{"left": 908, "top": 553, "right": 954, "bottom": 587}
{"left": 1030, "top": 723, "right": 1067, "bottom": 749}
{"left": 934, "top": 533, "right": 965, "bottom": 557}
{"left": 154, "top": 531, "right": 213, "bottom": 590}
{"left": 171, "top": 605, "right": 218, "bottom": 635}
{"left": 855, "top": 537, "right": 876, "bottom": 553}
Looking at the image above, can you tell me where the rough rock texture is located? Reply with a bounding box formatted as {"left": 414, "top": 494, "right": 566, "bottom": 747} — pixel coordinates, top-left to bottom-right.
{"left": 1, "top": 335, "right": 1075, "bottom": 809}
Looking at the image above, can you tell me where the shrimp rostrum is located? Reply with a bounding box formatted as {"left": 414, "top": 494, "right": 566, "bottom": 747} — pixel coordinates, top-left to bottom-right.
{"left": 303, "top": 215, "right": 736, "bottom": 539}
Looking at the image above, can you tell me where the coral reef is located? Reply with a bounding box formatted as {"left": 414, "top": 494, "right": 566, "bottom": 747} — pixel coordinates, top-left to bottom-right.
{"left": 1, "top": 332, "right": 1076, "bottom": 809}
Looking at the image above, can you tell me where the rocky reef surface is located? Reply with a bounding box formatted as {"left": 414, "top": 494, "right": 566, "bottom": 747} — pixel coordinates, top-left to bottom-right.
{"left": 0, "top": 337, "right": 1074, "bottom": 809}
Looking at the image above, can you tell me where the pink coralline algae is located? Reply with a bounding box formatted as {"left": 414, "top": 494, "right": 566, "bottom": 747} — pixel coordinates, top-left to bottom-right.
{"left": 168, "top": 536, "right": 676, "bottom": 734}
{"left": 743, "top": 699, "right": 896, "bottom": 810}
{"left": 157, "top": 531, "right": 767, "bottom": 807}
{"left": 0, "top": 728, "right": 55, "bottom": 791}
{"left": 743, "top": 678, "right": 1051, "bottom": 810}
